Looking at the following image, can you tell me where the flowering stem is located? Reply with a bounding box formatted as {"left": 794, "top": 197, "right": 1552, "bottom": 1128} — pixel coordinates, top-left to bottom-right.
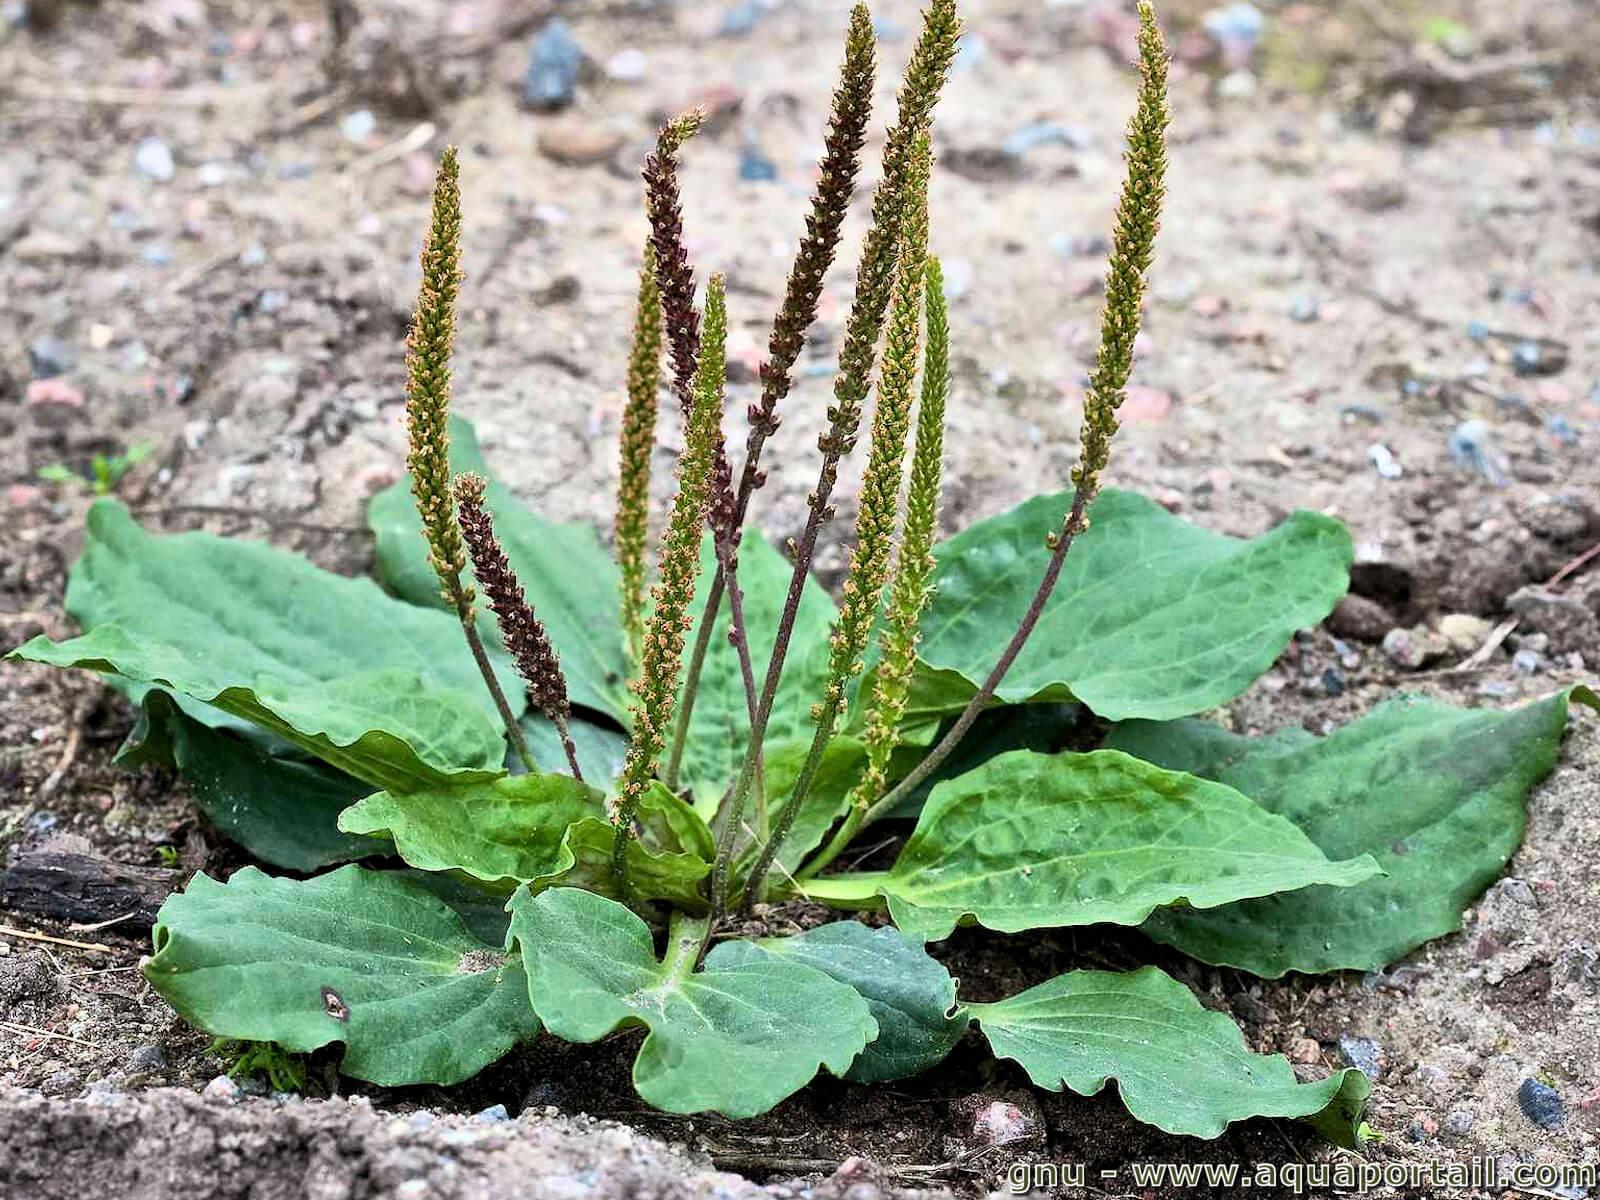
{"left": 664, "top": 6, "right": 876, "bottom": 793}
{"left": 705, "top": 0, "right": 960, "bottom": 921}
{"left": 864, "top": 494, "right": 1087, "bottom": 823}
{"left": 616, "top": 242, "right": 663, "bottom": 667}
{"left": 856, "top": 1, "right": 1169, "bottom": 834}
{"left": 800, "top": 256, "right": 949, "bottom": 880}
{"left": 612, "top": 275, "right": 728, "bottom": 903}
{"left": 402, "top": 145, "right": 533, "bottom": 773}
{"left": 459, "top": 608, "right": 535, "bottom": 773}
{"left": 455, "top": 473, "right": 580, "bottom": 778}
{"left": 742, "top": 135, "right": 933, "bottom": 911}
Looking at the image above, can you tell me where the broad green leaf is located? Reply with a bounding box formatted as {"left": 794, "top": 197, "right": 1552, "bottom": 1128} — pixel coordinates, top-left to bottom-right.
{"left": 526, "top": 783, "right": 714, "bottom": 910}
{"left": 878, "top": 702, "right": 1080, "bottom": 822}
{"left": 535, "top": 816, "right": 711, "bottom": 910}
{"left": 731, "top": 736, "right": 868, "bottom": 884}
{"left": 740, "top": 922, "right": 968, "bottom": 1084}
{"left": 1107, "top": 686, "right": 1599, "bottom": 976}
{"left": 131, "top": 692, "right": 385, "bottom": 871}
{"left": 808, "top": 749, "right": 1380, "bottom": 940}
{"left": 508, "top": 888, "right": 877, "bottom": 1117}
{"left": 679, "top": 532, "right": 837, "bottom": 812}
{"left": 9, "top": 500, "right": 519, "bottom": 792}
{"left": 339, "top": 772, "right": 602, "bottom": 889}
{"left": 145, "top": 866, "right": 538, "bottom": 1086}
{"left": 341, "top": 778, "right": 712, "bottom": 908}
{"left": 917, "top": 490, "right": 1351, "bottom": 721}
{"left": 519, "top": 711, "right": 628, "bottom": 789}
{"left": 368, "top": 416, "right": 632, "bottom": 720}
{"left": 967, "top": 966, "right": 1369, "bottom": 1145}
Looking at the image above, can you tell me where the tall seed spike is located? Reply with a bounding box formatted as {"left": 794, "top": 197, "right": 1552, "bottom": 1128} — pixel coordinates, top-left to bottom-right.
{"left": 612, "top": 274, "right": 729, "bottom": 900}
{"left": 713, "top": 1, "right": 963, "bottom": 915}
{"left": 822, "top": 0, "right": 960, "bottom": 460}
{"left": 617, "top": 242, "right": 664, "bottom": 665}
{"left": 402, "top": 147, "right": 533, "bottom": 772}
{"left": 750, "top": 2, "right": 876, "bottom": 444}
{"left": 405, "top": 145, "right": 470, "bottom": 609}
{"left": 820, "top": 133, "right": 933, "bottom": 719}
{"left": 455, "top": 474, "right": 582, "bottom": 779}
{"left": 642, "top": 110, "right": 707, "bottom": 416}
{"left": 1069, "top": 0, "right": 1169, "bottom": 522}
{"left": 743, "top": 133, "right": 934, "bottom": 907}
{"left": 664, "top": 0, "right": 878, "bottom": 791}
{"left": 852, "top": 253, "right": 949, "bottom": 806}
{"left": 863, "top": 3, "right": 1170, "bottom": 825}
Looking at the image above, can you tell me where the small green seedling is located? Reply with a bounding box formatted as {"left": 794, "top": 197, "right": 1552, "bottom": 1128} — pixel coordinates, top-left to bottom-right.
{"left": 12, "top": 0, "right": 1593, "bottom": 1148}
{"left": 38, "top": 442, "right": 152, "bottom": 496}
{"left": 210, "top": 1038, "right": 306, "bottom": 1094}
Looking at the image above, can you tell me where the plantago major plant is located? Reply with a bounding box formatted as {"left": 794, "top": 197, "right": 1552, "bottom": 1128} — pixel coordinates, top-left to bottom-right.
{"left": 14, "top": 0, "right": 1594, "bottom": 1146}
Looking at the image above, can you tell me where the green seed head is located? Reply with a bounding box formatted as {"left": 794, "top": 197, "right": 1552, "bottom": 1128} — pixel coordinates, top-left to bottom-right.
{"left": 1070, "top": 0, "right": 1169, "bottom": 522}
{"left": 405, "top": 146, "right": 471, "bottom": 610}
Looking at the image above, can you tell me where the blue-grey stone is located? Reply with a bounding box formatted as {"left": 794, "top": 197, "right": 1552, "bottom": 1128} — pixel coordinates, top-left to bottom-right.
{"left": 1517, "top": 1078, "right": 1565, "bottom": 1130}
{"left": 523, "top": 19, "right": 583, "bottom": 111}
{"left": 1337, "top": 1035, "right": 1383, "bottom": 1080}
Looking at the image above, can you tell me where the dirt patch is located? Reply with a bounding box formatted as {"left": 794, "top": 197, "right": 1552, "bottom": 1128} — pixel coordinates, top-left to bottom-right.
{"left": 4, "top": 0, "right": 1600, "bottom": 1197}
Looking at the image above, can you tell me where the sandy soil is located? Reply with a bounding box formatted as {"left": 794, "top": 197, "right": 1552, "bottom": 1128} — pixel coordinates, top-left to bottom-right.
{"left": 3, "top": 0, "right": 1599, "bottom": 1196}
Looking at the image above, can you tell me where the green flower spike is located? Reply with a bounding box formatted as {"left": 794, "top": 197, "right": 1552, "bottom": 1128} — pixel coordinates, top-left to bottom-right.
{"left": 403, "top": 146, "right": 531, "bottom": 772}
{"left": 805, "top": 255, "right": 950, "bottom": 878}
{"left": 867, "top": 0, "right": 1170, "bottom": 819}
{"left": 612, "top": 274, "right": 729, "bottom": 902}
{"left": 743, "top": 134, "right": 935, "bottom": 908}
{"left": 616, "top": 242, "right": 664, "bottom": 666}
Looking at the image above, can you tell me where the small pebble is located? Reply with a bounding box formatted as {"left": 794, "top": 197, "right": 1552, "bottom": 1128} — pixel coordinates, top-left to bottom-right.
{"left": 1319, "top": 666, "right": 1345, "bottom": 697}
{"left": 1288, "top": 295, "right": 1320, "bottom": 323}
{"left": 738, "top": 143, "right": 778, "bottom": 182}
{"left": 717, "top": 0, "right": 766, "bottom": 38}
{"left": 1546, "top": 413, "right": 1578, "bottom": 446}
{"left": 1406, "top": 1115, "right": 1438, "bottom": 1142}
{"left": 339, "top": 109, "right": 376, "bottom": 144}
{"left": 1331, "top": 637, "right": 1362, "bottom": 669}
{"left": 1443, "top": 1109, "right": 1476, "bottom": 1136}
{"left": 1449, "top": 419, "right": 1508, "bottom": 487}
{"left": 202, "top": 1075, "right": 243, "bottom": 1102}
{"left": 474, "top": 1103, "right": 511, "bottom": 1123}
{"left": 962, "top": 1096, "right": 1042, "bottom": 1149}
{"left": 1511, "top": 340, "right": 1543, "bottom": 378}
{"left": 1511, "top": 648, "right": 1542, "bottom": 674}
{"left": 1002, "top": 121, "right": 1093, "bottom": 157}
{"left": 0, "top": 950, "right": 54, "bottom": 1004}
{"left": 536, "top": 122, "right": 624, "bottom": 168}
{"left": 1329, "top": 594, "right": 1393, "bottom": 641}
{"left": 604, "top": 47, "right": 647, "bottom": 83}
{"left": 1436, "top": 612, "right": 1492, "bottom": 653}
{"left": 1215, "top": 69, "right": 1257, "bottom": 100}
{"left": 1369, "top": 443, "right": 1402, "bottom": 479}
{"left": 134, "top": 135, "right": 176, "bottom": 183}
{"left": 523, "top": 18, "right": 583, "bottom": 111}
{"left": 1337, "top": 1035, "right": 1384, "bottom": 1080}
{"left": 127, "top": 1044, "right": 169, "bottom": 1073}
{"left": 27, "top": 334, "right": 76, "bottom": 379}
{"left": 1517, "top": 1078, "right": 1565, "bottom": 1129}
